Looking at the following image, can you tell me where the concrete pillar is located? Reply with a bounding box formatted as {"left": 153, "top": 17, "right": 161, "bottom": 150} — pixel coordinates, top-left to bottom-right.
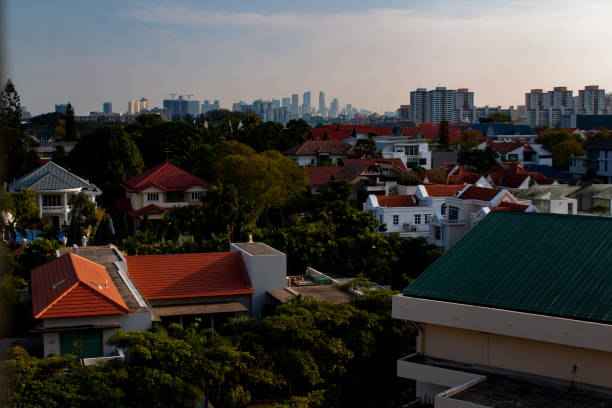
{"left": 63, "top": 193, "right": 68, "bottom": 225}
{"left": 38, "top": 194, "right": 43, "bottom": 219}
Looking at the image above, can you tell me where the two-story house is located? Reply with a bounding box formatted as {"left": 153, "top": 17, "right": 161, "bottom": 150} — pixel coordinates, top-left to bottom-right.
{"left": 9, "top": 162, "right": 101, "bottom": 228}
{"left": 429, "top": 184, "right": 536, "bottom": 249}
{"left": 487, "top": 141, "right": 552, "bottom": 167}
{"left": 284, "top": 140, "right": 357, "bottom": 166}
{"left": 569, "top": 140, "right": 612, "bottom": 183}
{"left": 120, "top": 162, "right": 212, "bottom": 221}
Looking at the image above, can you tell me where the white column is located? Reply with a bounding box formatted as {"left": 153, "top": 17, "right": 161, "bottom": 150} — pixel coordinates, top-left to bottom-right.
{"left": 63, "top": 193, "right": 68, "bottom": 225}
{"left": 38, "top": 194, "right": 43, "bottom": 219}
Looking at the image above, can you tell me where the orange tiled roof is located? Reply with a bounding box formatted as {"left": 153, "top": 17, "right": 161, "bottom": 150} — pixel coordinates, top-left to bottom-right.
{"left": 423, "top": 184, "right": 465, "bottom": 197}
{"left": 457, "top": 185, "right": 501, "bottom": 201}
{"left": 122, "top": 162, "right": 212, "bottom": 193}
{"left": 31, "top": 253, "right": 129, "bottom": 319}
{"left": 127, "top": 252, "right": 253, "bottom": 300}
{"left": 376, "top": 195, "right": 418, "bottom": 207}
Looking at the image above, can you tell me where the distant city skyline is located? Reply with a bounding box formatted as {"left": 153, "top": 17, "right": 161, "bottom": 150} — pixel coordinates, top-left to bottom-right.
{"left": 5, "top": 0, "right": 612, "bottom": 115}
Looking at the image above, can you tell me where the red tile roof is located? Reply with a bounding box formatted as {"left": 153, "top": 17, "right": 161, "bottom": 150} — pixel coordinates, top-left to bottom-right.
{"left": 341, "top": 158, "right": 409, "bottom": 173}
{"left": 448, "top": 129, "right": 486, "bottom": 145}
{"left": 419, "top": 127, "right": 439, "bottom": 140}
{"left": 284, "top": 140, "right": 356, "bottom": 156}
{"left": 457, "top": 185, "right": 501, "bottom": 201}
{"left": 306, "top": 167, "right": 343, "bottom": 186}
{"left": 487, "top": 141, "right": 525, "bottom": 154}
{"left": 122, "top": 162, "right": 212, "bottom": 193}
{"left": 401, "top": 127, "right": 421, "bottom": 138}
{"left": 490, "top": 202, "right": 531, "bottom": 212}
{"left": 486, "top": 162, "right": 553, "bottom": 188}
{"left": 423, "top": 184, "right": 465, "bottom": 197}
{"left": 31, "top": 253, "right": 129, "bottom": 319}
{"left": 376, "top": 195, "right": 418, "bottom": 207}
{"left": 128, "top": 203, "right": 173, "bottom": 217}
{"left": 127, "top": 252, "right": 253, "bottom": 300}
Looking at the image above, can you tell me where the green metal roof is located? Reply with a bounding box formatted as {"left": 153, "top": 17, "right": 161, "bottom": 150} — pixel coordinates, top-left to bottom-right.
{"left": 403, "top": 212, "right": 612, "bottom": 324}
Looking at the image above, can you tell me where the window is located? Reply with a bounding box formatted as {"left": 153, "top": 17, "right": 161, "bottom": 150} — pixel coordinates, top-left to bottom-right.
{"left": 414, "top": 214, "right": 421, "bottom": 224}
{"left": 449, "top": 206, "right": 459, "bottom": 221}
{"left": 440, "top": 203, "right": 446, "bottom": 215}
{"left": 393, "top": 215, "right": 399, "bottom": 225}
{"left": 434, "top": 226, "right": 442, "bottom": 241}
{"left": 425, "top": 214, "right": 431, "bottom": 224}
{"left": 191, "top": 191, "right": 203, "bottom": 200}
{"left": 379, "top": 215, "right": 383, "bottom": 224}
{"left": 42, "top": 195, "right": 61, "bottom": 206}
{"left": 165, "top": 191, "right": 185, "bottom": 202}
{"left": 147, "top": 193, "right": 159, "bottom": 201}
{"left": 568, "top": 203, "right": 573, "bottom": 214}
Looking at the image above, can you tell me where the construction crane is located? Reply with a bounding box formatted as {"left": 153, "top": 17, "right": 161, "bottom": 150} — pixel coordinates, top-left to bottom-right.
{"left": 184, "top": 94, "right": 194, "bottom": 100}
{"left": 164, "top": 92, "right": 178, "bottom": 100}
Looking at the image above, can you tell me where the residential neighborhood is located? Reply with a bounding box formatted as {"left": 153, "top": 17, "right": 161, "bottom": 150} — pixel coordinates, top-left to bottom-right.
{"left": 2, "top": 1, "right": 612, "bottom": 406}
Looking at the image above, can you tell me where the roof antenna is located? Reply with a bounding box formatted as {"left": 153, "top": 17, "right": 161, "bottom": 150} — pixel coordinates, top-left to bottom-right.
{"left": 162, "top": 147, "right": 172, "bottom": 162}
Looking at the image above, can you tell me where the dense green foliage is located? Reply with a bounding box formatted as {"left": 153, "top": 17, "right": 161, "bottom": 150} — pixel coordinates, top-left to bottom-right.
{"left": 458, "top": 146, "right": 499, "bottom": 173}
{"left": 3, "top": 291, "right": 415, "bottom": 408}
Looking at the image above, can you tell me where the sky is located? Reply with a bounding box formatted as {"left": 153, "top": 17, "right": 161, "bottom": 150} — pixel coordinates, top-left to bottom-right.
{"left": 5, "top": 0, "right": 612, "bottom": 115}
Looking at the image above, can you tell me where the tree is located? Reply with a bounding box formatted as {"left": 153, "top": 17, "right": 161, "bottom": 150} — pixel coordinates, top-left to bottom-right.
{"left": 66, "top": 193, "right": 98, "bottom": 246}
{"left": 354, "top": 137, "right": 380, "bottom": 158}
{"left": 458, "top": 129, "right": 482, "bottom": 150}
{"left": 285, "top": 119, "right": 311, "bottom": 146}
{"left": 238, "top": 121, "right": 285, "bottom": 152}
{"left": 68, "top": 126, "right": 144, "bottom": 207}
{"left": 63, "top": 103, "right": 79, "bottom": 141}
{"left": 397, "top": 171, "right": 421, "bottom": 186}
{"left": 482, "top": 113, "right": 511, "bottom": 123}
{"left": 0, "top": 79, "right": 22, "bottom": 128}
{"left": 438, "top": 121, "right": 449, "bottom": 149}
{"left": 0, "top": 127, "right": 40, "bottom": 184}
{"left": 1, "top": 189, "right": 41, "bottom": 242}
{"left": 423, "top": 168, "right": 447, "bottom": 184}
{"left": 552, "top": 139, "right": 584, "bottom": 170}
{"left": 458, "top": 147, "right": 499, "bottom": 173}
{"left": 50, "top": 145, "right": 68, "bottom": 168}
{"left": 202, "top": 182, "right": 255, "bottom": 242}
{"left": 536, "top": 129, "right": 582, "bottom": 151}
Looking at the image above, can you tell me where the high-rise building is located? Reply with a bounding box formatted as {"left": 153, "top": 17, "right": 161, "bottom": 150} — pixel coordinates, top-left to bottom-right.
{"left": 409, "top": 88, "right": 428, "bottom": 123}
{"left": 524, "top": 87, "right": 574, "bottom": 127}
{"left": 578, "top": 85, "right": 606, "bottom": 115}
{"left": 302, "top": 92, "right": 311, "bottom": 117}
{"left": 163, "top": 96, "right": 190, "bottom": 119}
{"left": 318, "top": 92, "right": 326, "bottom": 116}
{"left": 409, "top": 87, "right": 473, "bottom": 123}
{"left": 329, "top": 98, "right": 339, "bottom": 118}
{"left": 253, "top": 100, "right": 273, "bottom": 121}
{"left": 271, "top": 107, "right": 289, "bottom": 124}
{"left": 291, "top": 94, "right": 299, "bottom": 116}
{"left": 201, "top": 100, "right": 220, "bottom": 114}
{"left": 55, "top": 104, "right": 67, "bottom": 114}
{"left": 103, "top": 102, "right": 112, "bottom": 114}
{"left": 187, "top": 100, "right": 200, "bottom": 117}
{"left": 398, "top": 105, "right": 411, "bottom": 121}
{"left": 128, "top": 98, "right": 149, "bottom": 114}
{"left": 282, "top": 97, "right": 291, "bottom": 109}
{"left": 272, "top": 99, "right": 281, "bottom": 109}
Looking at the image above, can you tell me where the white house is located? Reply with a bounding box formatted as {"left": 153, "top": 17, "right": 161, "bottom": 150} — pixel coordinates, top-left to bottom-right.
{"left": 283, "top": 140, "right": 357, "bottom": 166}
{"left": 429, "top": 184, "right": 536, "bottom": 250}
{"left": 363, "top": 184, "right": 466, "bottom": 238}
{"left": 120, "top": 162, "right": 212, "bottom": 220}
{"left": 513, "top": 185, "right": 579, "bottom": 214}
{"left": 486, "top": 141, "right": 552, "bottom": 167}
{"left": 9, "top": 162, "right": 101, "bottom": 228}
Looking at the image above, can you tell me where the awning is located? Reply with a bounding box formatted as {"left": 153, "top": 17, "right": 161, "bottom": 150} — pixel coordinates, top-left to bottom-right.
{"left": 154, "top": 302, "right": 247, "bottom": 317}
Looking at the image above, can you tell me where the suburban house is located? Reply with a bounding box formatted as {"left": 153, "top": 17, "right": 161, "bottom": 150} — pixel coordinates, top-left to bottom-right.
{"left": 371, "top": 137, "right": 432, "bottom": 169}
{"left": 486, "top": 141, "right": 552, "bottom": 167}
{"left": 31, "top": 246, "right": 154, "bottom": 361}
{"left": 31, "top": 242, "right": 295, "bottom": 360}
{"left": 393, "top": 212, "right": 612, "bottom": 406}
{"left": 284, "top": 140, "right": 357, "bottom": 166}
{"left": 9, "top": 161, "right": 101, "bottom": 228}
{"left": 420, "top": 163, "right": 492, "bottom": 187}
{"left": 485, "top": 162, "right": 557, "bottom": 190}
{"left": 569, "top": 140, "right": 612, "bottom": 183}
{"left": 363, "top": 184, "right": 465, "bottom": 238}
{"left": 119, "top": 162, "right": 212, "bottom": 220}
{"left": 573, "top": 184, "right": 612, "bottom": 215}
{"left": 429, "top": 184, "right": 536, "bottom": 249}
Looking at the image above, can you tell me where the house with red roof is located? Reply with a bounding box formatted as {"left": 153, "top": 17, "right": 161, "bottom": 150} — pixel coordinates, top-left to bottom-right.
{"left": 31, "top": 247, "right": 154, "bottom": 360}
{"left": 485, "top": 162, "right": 558, "bottom": 190}
{"left": 284, "top": 140, "right": 357, "bottom": 166}
{"left": 31, "top": 243, "right": 291, "bottom": 360}
{"left": 430, "top": 184, "right": 536, "bottom": 249}
{"left": 485, "top": 141, "right": 552, "bottom": 167}
{"left": 363, "top": 184, "right": 468, "bottom": 238}
{"left": 119, "top": 162, "right": 212, "bottom": 220}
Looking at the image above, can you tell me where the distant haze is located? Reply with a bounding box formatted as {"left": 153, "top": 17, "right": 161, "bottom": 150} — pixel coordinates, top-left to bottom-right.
{"left": 6, "top": 0, "right": 612, "bottom": 115}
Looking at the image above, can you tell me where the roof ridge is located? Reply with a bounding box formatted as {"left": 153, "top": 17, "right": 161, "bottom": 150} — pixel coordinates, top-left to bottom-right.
{"left": 33, "top": 280, "right": 80, "bottom": 319}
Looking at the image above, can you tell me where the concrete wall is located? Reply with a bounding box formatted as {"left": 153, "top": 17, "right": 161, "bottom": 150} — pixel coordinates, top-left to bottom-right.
{"left": 419, "top": 323, "right": 612, "bottom": 389}
{"left": 230, "top": 243, "right": 287, "bottom": 321}
{"left": 42, "top": 332, "right": 60, "bottom": 357}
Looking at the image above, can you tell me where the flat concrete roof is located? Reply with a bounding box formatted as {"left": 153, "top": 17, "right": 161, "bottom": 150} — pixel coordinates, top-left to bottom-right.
{"left": 268, "top": 286, "right": 351, "bottom": 304}
{"left": 232, "top": 242, "right": 284, "bottom": 256}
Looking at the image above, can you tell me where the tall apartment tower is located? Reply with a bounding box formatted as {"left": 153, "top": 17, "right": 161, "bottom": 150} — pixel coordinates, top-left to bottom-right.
{"left": 128, "top": 98, "right": 149, "bottom": 114}
{"left": 302, "top": 92, "right": 311, "bottom": 117}
{"left": 291, "top": 94, "right": 299, "bottom": 116}
{"left": 409, "top": 88, "right": 428, "bottom": 123}
{"left": 578, "top": 85, "right": 606, "bottom": 115}
{"left": 103, "top": 102, "right": 112, "bottom": 114}
{"left": 318, "top": 91, "right": 326, "bottom": 115}
{"left": 453, "top": 88, "right": 474, "bottom": 121}
{"left": 281, "top": 97, "right": 291, "bottom": 109}
{"left": 329, "top": 98, "right": 339, "bottom": 118}
{"left": 548, "top": 87, "right": 573, "bottom": 109}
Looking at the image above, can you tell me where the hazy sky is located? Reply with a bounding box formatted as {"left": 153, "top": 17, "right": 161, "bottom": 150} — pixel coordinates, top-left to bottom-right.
{"left": 6, "top": 0, "right": 612, "bottom": 115}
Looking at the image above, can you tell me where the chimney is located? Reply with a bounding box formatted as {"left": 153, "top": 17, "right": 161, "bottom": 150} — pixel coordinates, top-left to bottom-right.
{"left": 72, "top": 244, "right": 78, "bottom": 254}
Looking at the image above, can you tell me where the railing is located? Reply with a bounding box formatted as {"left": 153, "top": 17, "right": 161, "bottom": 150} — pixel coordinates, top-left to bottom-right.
{"left": 41, "top": 205, "right": 66, "bottom": 212}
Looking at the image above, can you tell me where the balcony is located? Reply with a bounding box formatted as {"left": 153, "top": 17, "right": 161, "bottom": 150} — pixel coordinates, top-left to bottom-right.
{"left": 41, "top": 205, "right": 67, "bottom": 213}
